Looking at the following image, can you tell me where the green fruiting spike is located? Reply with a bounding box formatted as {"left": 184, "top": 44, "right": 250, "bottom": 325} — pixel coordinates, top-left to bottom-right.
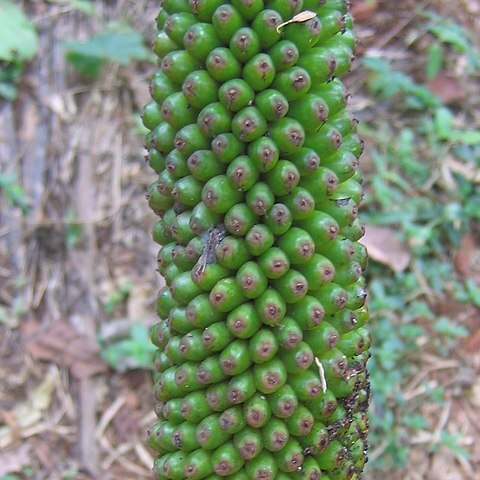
{"left": 170, "top": 271, "right": 202, "bottom": 304}
{"left": 296, "top": 253, "right": 336, "bottom": 288}
{"left": 162, "top": 450, "right": 188, "bottom": 479}
{"left": 305, "top": 388, "right": 338, "bottom": 422}
{"left": 292, "top": 455, "right": 322, "bottom": 480}
{"left": 212, "top": 4, "right": 246, "bottom": 43}
{"left": 153, "top": 219, "right": 170, "bottom": 245}
{"left": 182, "top": 70, "right": 218, "bottom": 109}
{"left": 316, "top": 8, "right": 345, "bottom": 43}
{"left": 156, "top": 8, "right": 169, "bottom": 29}
{"left": 172, "top": 176, "right": 202, "bottom": 207}
{"left": 266, "top": 0, "right": 302, "bottom": 18}
{"left": 269, "top": 118, "right": 306, "bottom": 154}
{"left": 188, "top": 0, "right": 224, "bottom": 21}
{"left": 209, "top": 277, "right": 246, "bottom": 312}
{"left": 233, "top": 426, "right": 263, "bottom": 459}
{"left": 263, "top": 159, "right": 300, "bottom": 196}
{"left": 288, "top": 370, "right": 325, "bottom": 401}
{"left": 147, "top": 1, "right": 369, "bottom": 474}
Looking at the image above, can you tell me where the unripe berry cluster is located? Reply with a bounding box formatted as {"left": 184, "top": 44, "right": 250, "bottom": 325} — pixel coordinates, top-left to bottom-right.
{"left": 145, "top": 0, "right": 370, "bottom": 478}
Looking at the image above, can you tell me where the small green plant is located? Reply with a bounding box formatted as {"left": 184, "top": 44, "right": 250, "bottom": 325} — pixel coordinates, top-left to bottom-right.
{"left": 100, "top": 323, "right": 157, "bottom": 371}
{"left": 0, "top": 0, "right": 38, "bottom": 100}
{"left": 103, "top": 281, "right": 133, "bottom": 315}
{"left": 361, "top": 14, "right": 477, "bottom": 470}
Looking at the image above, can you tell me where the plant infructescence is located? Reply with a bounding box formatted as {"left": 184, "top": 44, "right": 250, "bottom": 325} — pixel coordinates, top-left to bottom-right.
{"left": 145, "top": 1, "right": 369, "bottom": 478}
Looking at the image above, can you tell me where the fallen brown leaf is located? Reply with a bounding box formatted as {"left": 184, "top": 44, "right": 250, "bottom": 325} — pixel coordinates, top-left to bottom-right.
{"left": 454, "top": 234, "right": 477, "bottom": 276}
{"left": 427, "top": 71, "right": 465, "bottom": 104}
{"left": 361, "top": 225, "right": 411, "bottom": 272}
{"left": 21, "top": 320, "right": 107, "bottom": 379}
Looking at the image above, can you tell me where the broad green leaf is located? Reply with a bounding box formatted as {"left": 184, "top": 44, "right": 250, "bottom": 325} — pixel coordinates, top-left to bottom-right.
{"left": 0, "top": 0, "right": 38, "bottom": 61}
{"left": 64, "top": 31, "right": 151, "bottom": 76}
{"left": 426, "top": 42, "right": 443, "bottom": 80}
{"left": 434, "top": 107, "right": 453, "bottom": 140}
